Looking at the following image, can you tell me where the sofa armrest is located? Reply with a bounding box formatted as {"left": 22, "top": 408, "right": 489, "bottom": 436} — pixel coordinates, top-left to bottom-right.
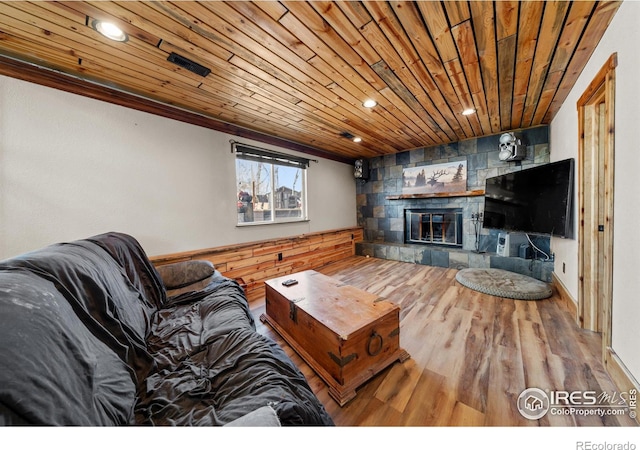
{"left": 223, "top": 405, "right": 281, "bottom": 427}
{"left": 155, "top": 260, "right": 216, "bottom": 297}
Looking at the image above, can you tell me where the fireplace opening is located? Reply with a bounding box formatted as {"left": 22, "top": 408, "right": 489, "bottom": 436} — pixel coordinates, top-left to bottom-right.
{"left": 405, "top": 208, "right": 463, "bottom": 247}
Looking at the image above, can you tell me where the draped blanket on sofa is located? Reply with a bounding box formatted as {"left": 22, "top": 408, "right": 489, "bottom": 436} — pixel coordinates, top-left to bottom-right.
{"left": 0, "top": 232, "right": 333, "bottom": 426}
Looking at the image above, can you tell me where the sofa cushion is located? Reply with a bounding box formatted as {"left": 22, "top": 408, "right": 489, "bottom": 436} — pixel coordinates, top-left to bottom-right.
{"left": 223, "top": 405, "right": 280, "bottom": 427}
{"left": 0, "top": 272, "right": 136, "bottom": 425}
{"left": 156, "top": 260, "right": 216, "bottom": 290}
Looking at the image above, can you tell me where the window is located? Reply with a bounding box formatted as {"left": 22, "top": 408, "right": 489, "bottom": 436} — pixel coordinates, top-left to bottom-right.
{"left": 234, "top": 142, "right": 309, "bottom": 225}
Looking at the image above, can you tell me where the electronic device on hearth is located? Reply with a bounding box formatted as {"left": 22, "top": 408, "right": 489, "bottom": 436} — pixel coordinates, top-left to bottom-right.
{"left": 518, "top": 243, "right": 533, "bottom": 259}
{"left": 354, "top": 158, "right": 369, "bottom": 180}
{"left": 496, "top": 232, "right": 508, "bottom": 256}
{"left": 496, "top": 232, "right": 528, "bottom": 257}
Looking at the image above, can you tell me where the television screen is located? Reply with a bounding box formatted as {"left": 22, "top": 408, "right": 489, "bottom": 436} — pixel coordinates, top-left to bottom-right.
{"left": 482, "top": 158, "right": 575, "bottom": 238}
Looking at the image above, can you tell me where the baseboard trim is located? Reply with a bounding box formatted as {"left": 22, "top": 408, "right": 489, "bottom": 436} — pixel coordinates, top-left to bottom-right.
{"left": 551, "top": 273, "right": 578, "bottom": 321}
{"left": 552, "top": 274, "right": 638, "bottom": 424}
{"left": 604, "top": 347, "right": 640, "bottom": 425}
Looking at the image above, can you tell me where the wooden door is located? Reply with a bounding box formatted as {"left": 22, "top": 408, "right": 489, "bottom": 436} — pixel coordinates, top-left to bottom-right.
{"left": 580, "top": 91, "right": 605, "bottom": 332}
{"left": 577, "top": 54, "right": 616, "bottom": 351}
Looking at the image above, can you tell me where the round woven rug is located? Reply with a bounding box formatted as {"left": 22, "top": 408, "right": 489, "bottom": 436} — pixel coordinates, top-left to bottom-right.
{"left": 455, "top": 268, "right": 553, "bottom": 300}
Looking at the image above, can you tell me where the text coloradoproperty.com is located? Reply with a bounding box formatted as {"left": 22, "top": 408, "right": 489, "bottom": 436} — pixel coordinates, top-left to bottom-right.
{"left": 551, "top": 407, "right": 629, "bottom": 416}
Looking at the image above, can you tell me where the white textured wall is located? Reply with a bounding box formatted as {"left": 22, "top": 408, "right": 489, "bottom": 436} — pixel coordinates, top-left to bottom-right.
{"left": 550, "top": 1, "right": 640, "bottom": 383}
{"left": 0, "top": 76, "right": 356, "bottom": 258}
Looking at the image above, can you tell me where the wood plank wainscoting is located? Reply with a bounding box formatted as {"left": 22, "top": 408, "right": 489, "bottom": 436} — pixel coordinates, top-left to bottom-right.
{"left": 150, "top": 227, "right": 363, "bottom": 302}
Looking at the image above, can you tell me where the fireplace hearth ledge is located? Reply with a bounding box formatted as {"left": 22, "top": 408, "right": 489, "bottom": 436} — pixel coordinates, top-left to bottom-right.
{"left": 355, "top": 240, "right": 554, "bottom": 283}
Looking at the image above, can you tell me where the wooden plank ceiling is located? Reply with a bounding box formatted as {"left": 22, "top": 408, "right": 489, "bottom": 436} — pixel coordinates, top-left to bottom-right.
{"left": 0, "top": 1, "right": 621, "bottom": 162}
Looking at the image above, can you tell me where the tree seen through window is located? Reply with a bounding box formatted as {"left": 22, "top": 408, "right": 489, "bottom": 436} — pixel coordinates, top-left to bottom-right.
{"left": 236, "top": 158, "right": 305, "bottom": 224}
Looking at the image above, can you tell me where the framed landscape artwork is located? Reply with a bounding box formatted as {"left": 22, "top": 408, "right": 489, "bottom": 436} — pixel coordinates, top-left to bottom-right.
{"left": 402, "top": 161, "right": 467, "bottom": 195}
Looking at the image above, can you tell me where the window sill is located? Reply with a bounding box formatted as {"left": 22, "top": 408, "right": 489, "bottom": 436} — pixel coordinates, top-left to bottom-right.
{"left": 236, "top": 218, "right": 310, "bottom": 227}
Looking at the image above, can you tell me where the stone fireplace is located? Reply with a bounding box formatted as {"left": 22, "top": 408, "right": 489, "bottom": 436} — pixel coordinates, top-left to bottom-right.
{"left": 354, "top": 125, "right": 554, "bottom": 281}
{"left": 405, "top": 208, "right": 463, "bottom": 247}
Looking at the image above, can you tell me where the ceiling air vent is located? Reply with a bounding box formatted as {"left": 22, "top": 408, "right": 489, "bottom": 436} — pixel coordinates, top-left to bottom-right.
{"left": 340, "top": 131, "right": 355, "bottom": 140}
{"left": 167, "top": 52, "right": 211, "bottom": 77}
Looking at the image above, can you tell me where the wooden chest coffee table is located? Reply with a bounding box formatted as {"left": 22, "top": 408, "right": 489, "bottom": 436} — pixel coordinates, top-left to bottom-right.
{"left": 261, "top": 270, "right": 409, "bottom": 406}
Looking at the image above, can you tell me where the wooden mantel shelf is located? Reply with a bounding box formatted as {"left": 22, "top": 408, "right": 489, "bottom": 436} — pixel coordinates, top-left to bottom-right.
{"left": 386, "top": 189, "right": 485, "bottom": 200}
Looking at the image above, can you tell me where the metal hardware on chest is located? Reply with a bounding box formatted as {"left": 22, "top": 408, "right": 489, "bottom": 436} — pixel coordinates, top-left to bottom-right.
{"left": 367, "top": 331, "right": 384, "bottom": 356}
{"left": 328, "top": 352, "right": 358, "bottom": 367}
{"left": 289, "top": 301, "right": 297, "bottom": 324}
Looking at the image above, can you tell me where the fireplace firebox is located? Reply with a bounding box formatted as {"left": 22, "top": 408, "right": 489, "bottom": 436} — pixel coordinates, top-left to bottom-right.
{"left": 404, "top": 208, "right": 463, "bottom": 247}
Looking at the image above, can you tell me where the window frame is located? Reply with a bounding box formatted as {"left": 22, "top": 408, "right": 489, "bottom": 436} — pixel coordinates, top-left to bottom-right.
{"left": 233, "top": 142, "right": 310, "bottom": 226}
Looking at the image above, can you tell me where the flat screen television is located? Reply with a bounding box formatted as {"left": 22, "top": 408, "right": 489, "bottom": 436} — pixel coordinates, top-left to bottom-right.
{"left": 482, "top": 158, "right": 575, "bottom": 238}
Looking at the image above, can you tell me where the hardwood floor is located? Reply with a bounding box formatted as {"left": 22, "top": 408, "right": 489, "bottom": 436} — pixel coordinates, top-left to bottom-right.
{"left": 251, "top": 256, "right": 637, "bottom": 426}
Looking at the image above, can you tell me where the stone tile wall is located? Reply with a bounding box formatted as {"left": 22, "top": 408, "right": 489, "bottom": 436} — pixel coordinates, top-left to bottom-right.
{"left": 355, "top": 125, "right": 554, "bottom": 280}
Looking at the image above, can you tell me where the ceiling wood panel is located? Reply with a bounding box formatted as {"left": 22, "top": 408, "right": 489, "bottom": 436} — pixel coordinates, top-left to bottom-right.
{"left": 544, "top": 0, "right": 620, "bottom": 124}
{"left": 0, "top": 1, "right": 621, "bottom": 162}
{"left": 469, "top": 1, "right": 500, "bottom": 135}
{"left": 511, "top": 1, "right": 543, "bottom": 130}
{"left": 362, "top": 1, "right": 460, "bottom": 141}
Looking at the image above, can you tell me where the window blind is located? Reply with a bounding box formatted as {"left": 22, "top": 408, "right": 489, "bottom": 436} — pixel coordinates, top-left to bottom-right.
{"left": 232, "top": 142, "right": 312, "bottom": 169}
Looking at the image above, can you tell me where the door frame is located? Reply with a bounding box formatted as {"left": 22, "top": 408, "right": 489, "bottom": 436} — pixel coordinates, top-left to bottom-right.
{"left": 576, "top": 53, "right": 616, "bottom": 358}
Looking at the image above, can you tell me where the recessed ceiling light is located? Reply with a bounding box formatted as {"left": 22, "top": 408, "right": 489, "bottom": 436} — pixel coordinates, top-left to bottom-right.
{"left": 91, "top": 19, "right": 128, "bottom": 42}
{"left": 353, "top": 137, "right": 362, "bottom": 143}
{"left": 462, "top": 108, "right": 476, "bottom": 116}
{"left": 363, "top": 99, "right": 377, "bottom": 108}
